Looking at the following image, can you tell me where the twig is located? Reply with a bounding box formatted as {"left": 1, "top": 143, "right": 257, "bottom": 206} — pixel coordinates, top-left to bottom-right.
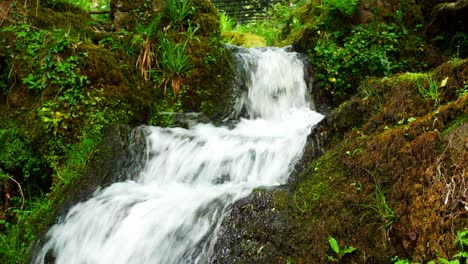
{"left": 4, "top": 175, "right": 25, "bottom": 210}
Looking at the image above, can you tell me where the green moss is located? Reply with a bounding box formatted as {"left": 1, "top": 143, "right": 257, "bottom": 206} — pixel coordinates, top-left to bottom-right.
{"left": 295, "top": 150, "right": 344, "bottom": 209}
{"left": 191, "top": 0, "right": 220, "bottom": 36}
{"left": 441, "top": 114, "right": 468, "bottom": 136}
{"left": 31, "top": 7, "right": 104, "bottom": 42}
{"left": 221, "top": 31, "right": 266, "bottom": 48}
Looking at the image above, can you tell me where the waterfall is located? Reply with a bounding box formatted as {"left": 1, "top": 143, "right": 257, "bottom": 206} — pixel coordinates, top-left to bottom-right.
{"left": 33, "top": 47, "right": 324, "bottom": 264}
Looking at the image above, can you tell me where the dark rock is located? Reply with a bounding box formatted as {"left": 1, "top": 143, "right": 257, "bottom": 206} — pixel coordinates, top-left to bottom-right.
{"left": 212, "top": 188, "right": 294, "bottom": 264}
{"left": 57, "top": 124, "right": 147, "bottom": 215}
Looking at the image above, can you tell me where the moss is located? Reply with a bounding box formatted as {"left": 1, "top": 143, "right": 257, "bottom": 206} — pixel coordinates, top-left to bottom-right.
{"left": 221, "top": 31, "right": 266, "bottom": 48}
{"left": 179, "top": 3, "right": 467, "bottom": 262}
{"left": 192, "top": 0, "right": 220, "bottom": 36}
{"left": 441, "top": 114, "right": 468, "bottom": 136}
{"left": 30, "top": 7, "right": 105, "bottom": 42}
{"left": 182, "top": 33, "right": 236, "bottom": 120}
{"left": 253, "top": 58, "right": 468, "bottom": 262}
{"left": 41, "top": 1, "right": 88, "bottom": 14}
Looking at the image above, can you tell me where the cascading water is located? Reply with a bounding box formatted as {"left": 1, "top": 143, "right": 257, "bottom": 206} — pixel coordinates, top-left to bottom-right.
{"left": 33, "top": 47, "right": 324, "bottom": 264}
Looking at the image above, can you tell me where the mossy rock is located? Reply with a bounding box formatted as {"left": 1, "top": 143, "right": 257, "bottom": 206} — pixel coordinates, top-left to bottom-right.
{"left": 30, "top": 6, "right": 105, "bottom": 42}
{"left": 221, "top": 31, "right": 266, "bottom": 48}
{"left": 191, "top": 0, "right": 220, "bottom": 36}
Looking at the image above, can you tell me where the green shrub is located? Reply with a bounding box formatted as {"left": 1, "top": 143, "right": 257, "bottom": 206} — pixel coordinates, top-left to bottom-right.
{"left": 156, "top": 36, "right": 192, "bottom": 96}
{"left": 327, "top": 236, "right": 357, "bottom": 261}
{"left": 0, "top": 128, "right": 42, "bottom": 180}
{"left": 2, "top": 24, "right": 88, "bottom": 102}
{"left": 322, "top": 0, "right": 360, "bottom": 17}
{"left": 309, "top": 22, "right": 424, "bottom": 97}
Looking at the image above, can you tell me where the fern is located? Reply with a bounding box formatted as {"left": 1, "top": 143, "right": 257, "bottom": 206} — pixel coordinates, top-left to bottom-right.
{"left": 456, "top": 230, "right": 468, "bottom": 251}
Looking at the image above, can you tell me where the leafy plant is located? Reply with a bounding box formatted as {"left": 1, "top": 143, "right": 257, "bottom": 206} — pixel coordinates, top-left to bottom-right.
{"left": 391, "top": 255, "right": 411, "bottom": 264}
{"left": 437, "top": 230, "right": 468, "bottom": 264}
{"left": 2, "top": 24, "right": 88, "bottom": 102}
{"left": 165, "top": 0, "right": 194, "bottom": 24}
{"left": 133, "top": 17, "right": 162, "bottom": 82}
{"left": 0, "top": 128, "right": 42, "bottom": 180}
{"left": 309, "top": 22, "right": 423, "bottom": 98}
{"left": 157, "top": 36, "right": 193, "bottom": 97}
{"left": 220, "top": 12, "right": 235, "bottom": 32}
{"left": 0, "top": 193, "right": 52, "bottom": 264}
{"left": 327, "top": 236, "right": 357, "bottom": 261}
{"left": 322, "top": 0, "right": 360, "bottom": 17}
{"left": 416, "top": 76, "right": 447, "bottom": 108}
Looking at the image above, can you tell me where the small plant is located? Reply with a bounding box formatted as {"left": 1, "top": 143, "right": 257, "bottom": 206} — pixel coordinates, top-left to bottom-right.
{"left": 416, "top": 76, "right": 447, "bottom": 108}
{"left": 437, "top": 230, "right": 468, "bottom": 263}
{"left": 220, "top": 12, "right": 234, "bottom": 32}
{"left": 133, "top": 17, "right": 162, "bottom": 82}
{"left": 0, "top": 193, "right": 52, "bottom": 264}
{"left": 165, "top": 0, "right": 194, "bottom": 24}
{"left": 293, "top": 188, "right": 308, "bottom": 213}
{"left": 361, "top": 170, "right": 395, "bottom": 238}
{"left": 157, "top": 36, "right": 193, "bottom": 97}
{"left": 372, "top": 177, "right": 395, "bottom": 230}
{"left": 391, "top": 255, "right": 411, "bottom": 264}
{"left": 327, "top": 236, "right": 357, "bottom": 262}
{"left": 2, "top": 24, "right": 88, "bottom": 102}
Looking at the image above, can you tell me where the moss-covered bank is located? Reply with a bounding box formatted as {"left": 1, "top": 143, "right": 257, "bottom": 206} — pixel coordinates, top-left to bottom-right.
{"left": 0, "top": 0, "right": 236, "bottom": 261}
{"left": 213, "top": 58, "right": 468, "bottom": 263}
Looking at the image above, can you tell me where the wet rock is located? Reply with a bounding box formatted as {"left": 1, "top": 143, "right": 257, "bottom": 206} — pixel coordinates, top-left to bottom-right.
{"left": 58, "top": 124, "right": 147, "bottom": 213}
{"left": 212, "top": 188, "right": 293, "bottom": 264}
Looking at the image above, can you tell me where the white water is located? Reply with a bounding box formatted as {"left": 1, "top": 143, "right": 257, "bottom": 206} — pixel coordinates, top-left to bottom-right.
{"left": 33, "top": 48, "right": 324, "bottom": 264}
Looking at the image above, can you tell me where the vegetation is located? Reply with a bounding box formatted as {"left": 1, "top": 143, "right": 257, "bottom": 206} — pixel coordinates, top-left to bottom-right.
{"left": 0, "top": 0, "right": 229, "bottom": 262}
{"left": 310, "top": 22, "right": 425, "bottom": 98}
{"left": 219, "top": 0, "right": 308, "bottom": 46}
{"left": 327, "top": 236, "right": 357, "bottom": 261}
{"left": 0, "top": 0, "right": 466, "bottom": 262}
{"left": 322, "top": 0, "right": 359, "bottom": 17}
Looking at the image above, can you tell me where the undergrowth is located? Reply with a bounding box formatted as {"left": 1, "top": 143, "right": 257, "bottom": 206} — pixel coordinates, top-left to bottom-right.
{"left": 309, "top": 22, "right": 425, "bottom": 98}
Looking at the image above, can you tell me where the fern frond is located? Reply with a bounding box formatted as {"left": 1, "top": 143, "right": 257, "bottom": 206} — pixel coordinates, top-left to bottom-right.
{"left": 456, "top": 230, "right": 468, "bottom": 249}
{"left": 453, "top": 251, "right": 468, "bottom": 259}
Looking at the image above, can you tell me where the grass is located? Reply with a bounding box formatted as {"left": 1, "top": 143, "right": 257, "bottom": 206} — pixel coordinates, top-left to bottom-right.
{"left": 165, "top": 0, "right": 194, "bottom": 25}
{"left": 398, "top": 72, "right": 445, "bottom": 108}
{"left": 416, "top": 77, "right": 443, "bottom": 108}
{"left": 363, "top": 170, "right": 395, "bottom": 233}
{"left": 158, "top": 36, "right": 192, "bottom": 97}
{"left": 0, "top": 194, "right": 52, "bottom": 264}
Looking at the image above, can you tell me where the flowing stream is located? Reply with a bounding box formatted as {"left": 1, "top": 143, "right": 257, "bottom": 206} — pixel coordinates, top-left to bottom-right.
{"left": 33, "top": 47, "right": 324, "bottom": 264}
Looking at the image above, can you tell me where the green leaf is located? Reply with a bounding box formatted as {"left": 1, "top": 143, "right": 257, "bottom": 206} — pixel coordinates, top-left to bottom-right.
{"left": 440, "top": 77, "right": 448, "bottom": 88}
{"left": 340, "top": 246, "right": 356, "bottom": 255}
{"left": 328, "top": 236, "right": 340, "bottom": 254}
{"left": 438, "top": 258, "right": 459, "bottom": 264}
{"left": 453, "top": 251, "right": 468, "bottom": 259}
